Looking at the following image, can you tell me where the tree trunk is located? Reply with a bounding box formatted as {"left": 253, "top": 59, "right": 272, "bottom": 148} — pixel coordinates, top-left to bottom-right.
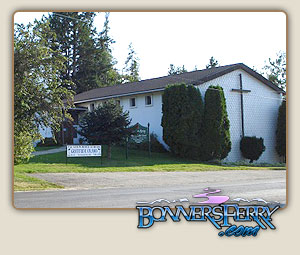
{"left": 107, "top": 143, "right": 112, "bottom": 160}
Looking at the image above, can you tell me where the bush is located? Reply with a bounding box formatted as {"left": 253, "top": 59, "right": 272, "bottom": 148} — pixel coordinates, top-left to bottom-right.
{"left": 14, "top": 131, "right": 36, "bottom": 164}
{"left": 79, "top": 100, "right": 132, "bottom": 159}
{"left": 240, "top": 136, "right": 266, "bottom": 163}
{"left": 128, "top": 133, "right": 167, "bottom": 153}
{"left": 201, "top": 85, "right": 231, "bottom": 160}
{"left": 275, "top": 101, "right": 286, "bottom": 160}
{"left": 149, "top": 134, "right": 168, "bottom": 153}
{"left": 161, "top": 83, "right": 204, "bottom": 159}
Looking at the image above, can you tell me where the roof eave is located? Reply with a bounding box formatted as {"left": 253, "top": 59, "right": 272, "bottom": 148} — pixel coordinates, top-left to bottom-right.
{"left": 73, "top": 63, "right": 285, "bottom": 105}
{"left": 195, "top": 63, "right": 285, "bottom": 94}
{"left": 74, "top": 88, "right": 165, "bottom": 104}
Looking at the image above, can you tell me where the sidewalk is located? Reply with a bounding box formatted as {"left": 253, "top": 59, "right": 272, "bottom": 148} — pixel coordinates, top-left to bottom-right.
{"left": 32, "top": 146, "right": 66, "bottom": 156}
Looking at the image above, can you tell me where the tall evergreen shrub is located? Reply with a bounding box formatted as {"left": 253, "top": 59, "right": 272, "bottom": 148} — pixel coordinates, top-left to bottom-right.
{"left": 201, "top": 85, "right": 231, "bottom": 160}
{"left": 78, "top": 100, "right": 132, "bottom": 159}
{"left": 275, "top": 100, "right": 286, "bottom": 161}
{"left": 161, "top": 83, "right": 204, "bottom": 158}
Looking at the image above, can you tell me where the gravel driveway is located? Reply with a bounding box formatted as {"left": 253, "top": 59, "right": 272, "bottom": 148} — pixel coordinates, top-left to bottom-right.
{"left": 29, "top": 170, "right": 286, "bottom": 190}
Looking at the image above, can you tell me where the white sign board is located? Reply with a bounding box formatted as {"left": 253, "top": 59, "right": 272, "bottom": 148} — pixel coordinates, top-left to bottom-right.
{"left": 67, "top": 145, "right": 102, "bottom": 157}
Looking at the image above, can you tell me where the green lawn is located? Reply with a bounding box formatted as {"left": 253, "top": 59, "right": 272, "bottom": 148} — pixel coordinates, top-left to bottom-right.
{"left": 14, "top": 172, "right": 64, "bottom": 191}
{"left": 14, "top": 146, "right": 285, "bottom": 191}
{"left": 34, "top": 145, "right": 63, "bottom": 152}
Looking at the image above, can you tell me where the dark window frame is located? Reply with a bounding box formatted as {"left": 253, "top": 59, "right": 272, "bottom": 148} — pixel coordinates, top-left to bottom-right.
{"left": 145, "top": 95, "right": 152, "bottom": 106}
{"left": 130, "top": 97, "right": 136, "bottom": 107}
{"left": 90, "top": 103, "right": 95, "bottom": 111}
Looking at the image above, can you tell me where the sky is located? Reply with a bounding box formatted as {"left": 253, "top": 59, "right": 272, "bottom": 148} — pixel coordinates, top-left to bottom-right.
{"left": 14, "top": 11, "right": 286, "bottom": 80}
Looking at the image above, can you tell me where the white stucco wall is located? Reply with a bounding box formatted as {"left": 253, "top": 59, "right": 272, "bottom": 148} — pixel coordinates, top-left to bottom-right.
{"left": 78, "top": 92, "right": 165, "bottom": 145}
{"left": 196, "top": 69, "right": 283, "bottom": 163}
{"left": 120, "top": 93, "right": 165, "bottom": 144}
{"left": 39, "top": 125, "right": 53, "bottom": 138}
{"left": 34, "top": 125, "right": 53, "bottom": 146}
{"left": 77, "top": 69, "right": 283, "bottom": 163}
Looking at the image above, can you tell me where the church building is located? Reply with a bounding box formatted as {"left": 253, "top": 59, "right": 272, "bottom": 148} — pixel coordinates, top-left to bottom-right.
{"left": 65, "top": 63, "right": 285, "bottom": 163}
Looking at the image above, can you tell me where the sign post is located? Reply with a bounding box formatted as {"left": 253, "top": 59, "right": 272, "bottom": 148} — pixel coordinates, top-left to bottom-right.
{"left": 128, "top": 122, "right": 151, "bottom": 158}
{"left": 129, "top": 123, "right": 148, "bottom": 144}
{"left": 125, "top": 137, "right": 129, "bottom": 160}
{"left": 66, "top": 145, "right": 102, "bottom": 164}
{"left": 65, "top": 144, "right": 68, "bottom": 165}
{"left": 148, "top": 122, "right": 151, "bottom": 157}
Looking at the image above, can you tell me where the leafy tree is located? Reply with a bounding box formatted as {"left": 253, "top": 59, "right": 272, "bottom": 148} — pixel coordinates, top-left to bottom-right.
{"left": 14, "top": 20, "right": 74, "bottom": 164}
{"left": 161, "top": 83, "right": 204, "bottom": 159}
{"left": 92, "top": 13, "right": 121, "bottom": 87}
{"left": 201, "top": 85, "right": 231, "bottom": 160}
{"left": 240, "top": 136, "right": 265, "bottom": 163}
{"left": 122, "top": 43, "right": 140, "bottom": 83}
{"left": 48, "top": 12, "right": 94, "bottom": 90}
{"left": 14, "top": 131, "right": 38, "bottom": 164}
{"left": 206, "top": 56, "right": 219, "bottom": 69}
{"left": 275, "top": 100, "right": 286, "bottom": 161}
{"left": 48, "top": 12, "right": 117, "bottom": 93}
{"left": 167, "top": 64, "right": 188, "bottom": 75}
{"left": 263, "top": 51, "right": 286, "bottom": 90}
{"left": 78, "top": 101, "right": 132, "bottom": 159}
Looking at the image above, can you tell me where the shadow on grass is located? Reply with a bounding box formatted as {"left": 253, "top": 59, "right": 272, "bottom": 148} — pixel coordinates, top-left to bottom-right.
{"left": 34, "top": 145, "right": 63, "bottom": 152}
{"left": 20, "top": 146, "right": 285, "bottom": 172}
{"left": 28, "top": 146, "right": 204, "bottom": 168}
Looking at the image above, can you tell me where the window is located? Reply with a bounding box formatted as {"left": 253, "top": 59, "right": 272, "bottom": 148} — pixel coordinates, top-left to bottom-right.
{"left": 130, "top": 97, "right": 136, "bottom": 107}
{"left": 145, "top": 95, "right": 152, "bottom": 106}
{"left": 90, "top": 103, "right": 95, "bottom": 111}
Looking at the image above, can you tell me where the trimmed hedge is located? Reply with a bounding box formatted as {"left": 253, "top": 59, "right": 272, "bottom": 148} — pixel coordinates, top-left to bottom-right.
{"left": 161, "top": 83, "right": 204, "bottom": 159}
{"left": 275, "top": 101, "right": 286, "bottom": 160}
{"left": 240, "top": 136, "right": 265, "bottom": 163}
{"left": 201, "top": 85, "right": 231, "bottom": 160}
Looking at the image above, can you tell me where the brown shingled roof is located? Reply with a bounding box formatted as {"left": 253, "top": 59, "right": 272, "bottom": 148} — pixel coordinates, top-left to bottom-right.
{"left": 73, "top": 63, "right": 284, "bottom": 104}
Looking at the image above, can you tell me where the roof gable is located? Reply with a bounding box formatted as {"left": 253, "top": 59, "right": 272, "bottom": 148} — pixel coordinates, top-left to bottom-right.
{"left": 73, "top": 63, "right": 284, "bottom": 104}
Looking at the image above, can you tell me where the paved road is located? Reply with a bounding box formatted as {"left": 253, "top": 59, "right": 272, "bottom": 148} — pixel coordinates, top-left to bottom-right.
{"left": 14, "top": 170, "right": 286, "bottom": 208}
